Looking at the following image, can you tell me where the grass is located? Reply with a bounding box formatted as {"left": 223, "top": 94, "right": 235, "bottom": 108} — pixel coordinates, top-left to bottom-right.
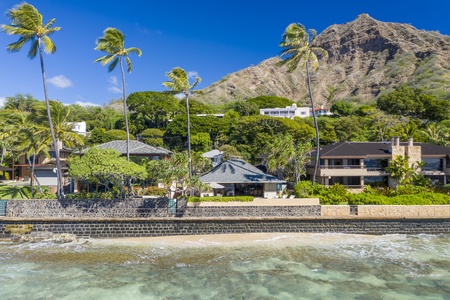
{"left": 0, "top": 185, "right": 31, "bottom": 199}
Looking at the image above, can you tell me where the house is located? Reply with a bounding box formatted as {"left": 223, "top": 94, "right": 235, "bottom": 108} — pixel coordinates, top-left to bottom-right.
{"left": 312, "top": 105, "right": 333, "bottom": 116}
{"left": 260, "top": 104, "right": 310, "bottom": 119}
{"left": 13, "top": 142, "right": 73, "bottom": 181}
{"left": 202, "top": 149, "right": 224, "bottom": 167}
{"left": 70, "top": 121, "right": 88, "bottom": 137}
{"left": 200, "top": 158, "right": 286, "bottom": 198}
{"left": 93, "top": 140, "right": 172, "bottom": 161}
{"left": 307, "top": 138, "right": 450, "bottom": 188}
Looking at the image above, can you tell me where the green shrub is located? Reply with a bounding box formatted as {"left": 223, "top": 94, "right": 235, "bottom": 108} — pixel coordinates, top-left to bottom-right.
{"left": 347, "top": 191, "right": 450, "bottom": 205}
{"left": 32, "top": 187, "right": 56, "bottom": 199}
{"left": 188, "top": 196, "right": 254, "bottom": 202}
{"left": 141, "top": 186, "right": 166, "bottom": 196}
{"left": 294, "top": 181, "right": 349, "bottom": 205}
{"left": 64, "top": 191, "right": 115, "bottom": 200}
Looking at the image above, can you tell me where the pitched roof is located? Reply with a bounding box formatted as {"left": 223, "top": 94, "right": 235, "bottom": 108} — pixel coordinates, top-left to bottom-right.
{"left": 312, "top": 142, "right": 450, "bottom": 158}
{"left": 94, "top": 140, "right": 172, "bottom": 155}
{"left": 200, "top": 158, "right": 285, "bottom": 184}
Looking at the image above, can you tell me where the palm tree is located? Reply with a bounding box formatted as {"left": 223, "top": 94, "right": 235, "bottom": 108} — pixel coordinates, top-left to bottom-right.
{"left": 163, "top": 67, "right": 201, "bottom": 180}
{"left": 2, "top": 3, "right": 64, "bottom": 197}
{"left": 94, "top": 27, "right": 142, "bottom": 161}
{"left": 278, "top": 23, "right": 328, "bottom": 185}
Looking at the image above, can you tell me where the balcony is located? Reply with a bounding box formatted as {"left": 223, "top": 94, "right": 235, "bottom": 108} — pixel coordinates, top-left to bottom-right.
{"left": 306, "top": 165, "right": 388, "bottom": 177}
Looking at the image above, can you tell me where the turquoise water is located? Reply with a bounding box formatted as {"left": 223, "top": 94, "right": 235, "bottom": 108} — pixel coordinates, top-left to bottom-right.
{"left": 0, "top": 233, "right": 449, "bottom": 299}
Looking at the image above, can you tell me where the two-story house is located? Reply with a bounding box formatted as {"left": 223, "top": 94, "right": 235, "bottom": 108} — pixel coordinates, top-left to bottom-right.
{"left": 307, "top": 138, "right": 450, "bottom": 188}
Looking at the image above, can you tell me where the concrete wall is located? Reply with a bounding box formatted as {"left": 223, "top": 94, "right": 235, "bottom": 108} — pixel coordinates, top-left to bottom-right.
{"left": 321, "top": 205, "right": 450, "bottom": 218}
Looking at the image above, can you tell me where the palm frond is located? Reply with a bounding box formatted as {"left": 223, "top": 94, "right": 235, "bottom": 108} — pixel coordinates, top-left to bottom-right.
{"left": 107, "top": 57, "right": 120, "bottom": 72}
{"left": 41, "top": 36, "right": 56, "bottom": 54}
{"left": 27, "top": 40, "right": 39, "bottom": 58}
{"left": 125, "top": 56, "right": 133, "bottom": 73}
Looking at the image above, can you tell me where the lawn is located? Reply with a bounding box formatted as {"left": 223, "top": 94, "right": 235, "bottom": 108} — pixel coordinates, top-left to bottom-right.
{"left": 0, "top": 185, "right": 31, "bottom": 199}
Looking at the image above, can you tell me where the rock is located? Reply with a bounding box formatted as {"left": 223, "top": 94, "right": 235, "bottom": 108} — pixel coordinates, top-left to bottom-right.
{"left": 193, "top": 14, "right": 450, "bottom": 105}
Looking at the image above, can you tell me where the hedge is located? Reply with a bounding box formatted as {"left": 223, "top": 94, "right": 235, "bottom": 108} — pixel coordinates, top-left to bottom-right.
{"left": 187, "top": 196, "right": 254, "bottom": 202}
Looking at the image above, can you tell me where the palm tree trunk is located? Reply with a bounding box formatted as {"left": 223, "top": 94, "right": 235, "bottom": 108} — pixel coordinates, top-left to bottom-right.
{"left": 119, "top": 58, "right": 132, "bottom": 196}
{"left": 38, "top": 38, "right": 64, "bottom": 199}
{"left": 119, "top": 58, "right": 130, "bottom": 161}
{"left": 185, "top": 93, "right": 193, "bottom": 196}
{"left": 306, "top": 61, "right": 320, "bottom": 185}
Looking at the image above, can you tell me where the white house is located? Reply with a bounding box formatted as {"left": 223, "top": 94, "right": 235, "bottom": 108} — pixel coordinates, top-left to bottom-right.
{"left": 260, "top": 104, "right": 310, "bottom": 119}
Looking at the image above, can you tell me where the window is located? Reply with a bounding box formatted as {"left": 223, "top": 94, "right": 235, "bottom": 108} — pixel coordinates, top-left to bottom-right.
{"left": 423, "top": 158, "right": 443, "bottom": 171}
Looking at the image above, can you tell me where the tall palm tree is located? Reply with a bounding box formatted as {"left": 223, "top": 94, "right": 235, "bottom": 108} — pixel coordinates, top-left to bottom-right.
{"left": 2, "top": 3, "right": 64, "bottom": 197}
{"left": 94, "top": 27, "right": 142, "bottom": 161}
{"left": 163, "top": 67, "right": 201, "bottom": 180}
{"left": 278, "top": 23, "right": 328, "bottom": 185}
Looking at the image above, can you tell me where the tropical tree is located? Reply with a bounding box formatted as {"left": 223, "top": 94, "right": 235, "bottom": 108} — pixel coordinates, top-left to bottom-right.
{"left": 32, "top": 100, "right": 85, "bottom": 149}
{"left": 278, "top": 23, "right": 328, "bottom": 184}
{"left": 163, "top": 67, "right": 201, "bottom": 180}
{"left": 2, "top": 3, "right": 63, "bottom": 197}
{"left": 94, "top": 27, "right": 142, "bottom": 161}
{"left": 69, "top": 148, "right": 147, "bottom": 198}
{"left": 16, "top": 123, "right": 51, "bottom": 196}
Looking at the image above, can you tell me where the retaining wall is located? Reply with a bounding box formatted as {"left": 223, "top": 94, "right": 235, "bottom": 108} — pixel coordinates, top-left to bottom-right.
{"left": 1, "top": 218, "right": 449, "bottom": 238}
{"left": 3, "top": 198, "right": 321, "bottom": 218}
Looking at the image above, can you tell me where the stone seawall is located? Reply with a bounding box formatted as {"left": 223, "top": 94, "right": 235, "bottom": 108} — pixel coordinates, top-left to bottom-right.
{"left": 4, "top": 198, "right": 321, "bottom": 218}
{"left": 1, "top": 218, "right": 449, "bottom": 238}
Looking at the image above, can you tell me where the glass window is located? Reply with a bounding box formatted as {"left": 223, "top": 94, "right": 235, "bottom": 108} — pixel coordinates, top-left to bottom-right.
{"left": 423, "top": 158, "right": 443, "bottom": 171}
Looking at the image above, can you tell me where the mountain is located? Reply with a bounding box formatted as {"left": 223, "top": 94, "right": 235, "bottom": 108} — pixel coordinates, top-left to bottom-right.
{"left": 193, "top": 14, "right": 450, "bottom": 106}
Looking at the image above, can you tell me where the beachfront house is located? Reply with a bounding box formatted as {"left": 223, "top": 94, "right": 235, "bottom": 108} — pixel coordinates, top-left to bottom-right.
{"left": 307, "top": 138, "right": 450, "bottom": 188}
{"left": 200, "top": 158, "right": 286, "bottom": 198}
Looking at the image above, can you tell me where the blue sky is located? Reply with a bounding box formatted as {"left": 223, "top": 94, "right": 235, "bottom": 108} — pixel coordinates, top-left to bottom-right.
{"left": 1, "top": 0, "right": 450, "bottom": 107}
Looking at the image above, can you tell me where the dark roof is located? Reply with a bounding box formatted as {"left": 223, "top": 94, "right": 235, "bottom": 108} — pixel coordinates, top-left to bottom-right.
{"left": 200, "top": 158, "right": 285, "bottom": 184}
{"left": 312, "top": 142, "right": 450, "bottom": 158}
{"left": 93, "top": 140, "right": 172, "bottom": 156}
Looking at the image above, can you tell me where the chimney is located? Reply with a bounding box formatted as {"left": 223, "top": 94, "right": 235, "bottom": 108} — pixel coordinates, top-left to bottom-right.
{"left": 408, "top": 137, "right": 414, "bottom": 146}
{"left": 395, "top": 137, "right": 400, "bottom": 147}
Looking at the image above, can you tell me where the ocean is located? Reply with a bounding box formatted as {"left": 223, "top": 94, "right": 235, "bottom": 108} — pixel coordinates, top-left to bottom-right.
{"left": 1, "top": 233, "right": 449, "bottom": 299}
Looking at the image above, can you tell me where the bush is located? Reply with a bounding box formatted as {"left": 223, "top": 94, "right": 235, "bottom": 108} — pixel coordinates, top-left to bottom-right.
{"left": 188, "top": 196, "right": 254, "bottom": 202}
{"left": 64, "top": 191, "right": 115, "bottom": 200}
{"left": 141, "top": 186, "right": 167, "bottom": 196}
{"left": 33, "top": 187, "right": 57, "bottom": 199}
{"left": 294, "top": 181, "right": 349, "bottom": 205}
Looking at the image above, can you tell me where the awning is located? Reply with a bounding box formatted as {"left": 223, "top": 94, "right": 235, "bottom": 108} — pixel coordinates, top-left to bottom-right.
{"left": 0, "top": 165, "right": 13, "bottom": 171}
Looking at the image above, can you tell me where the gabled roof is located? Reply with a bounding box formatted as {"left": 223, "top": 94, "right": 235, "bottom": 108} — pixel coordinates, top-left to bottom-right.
{"left": 200, "top": 158, "right": 285, "bottom": 184}
{"left": 312, "top": 142, "right": 450, "bottom": 158}
{"left": 93, "top": 140, "right": 172, "bottom": 156}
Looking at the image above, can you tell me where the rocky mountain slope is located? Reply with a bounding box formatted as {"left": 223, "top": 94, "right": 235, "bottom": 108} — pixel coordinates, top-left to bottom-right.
{"left": 193, "top": 14, "right": 450, "bottom": 106}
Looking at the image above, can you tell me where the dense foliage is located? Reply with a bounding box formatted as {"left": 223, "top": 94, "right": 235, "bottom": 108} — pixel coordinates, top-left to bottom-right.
{"left": 294, "top": 181, "right": 450, "bottom": 205}
{"left": 188, "top": 196, "right": 254, "bottom": 202}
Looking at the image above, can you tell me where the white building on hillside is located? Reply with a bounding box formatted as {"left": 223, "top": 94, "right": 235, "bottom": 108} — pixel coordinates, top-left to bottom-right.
{"left": 260, "top": 104, "right": 310, "bottom": 119}
{"left": 70, "top": 122, "right": 88, "bottom": 136}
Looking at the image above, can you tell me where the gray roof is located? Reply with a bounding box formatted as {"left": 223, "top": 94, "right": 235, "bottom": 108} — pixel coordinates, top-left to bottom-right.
{"left": 202, "top": 149, "right": 223, "bottom": 158}
{"left": 200, "top": 158, "right": 285, "bottom": 184}
{"left": 312, "top": 142, "right": 450, "bottom": 158}
{"left": 94, "top": 140, "right": 172, "bottom": 155}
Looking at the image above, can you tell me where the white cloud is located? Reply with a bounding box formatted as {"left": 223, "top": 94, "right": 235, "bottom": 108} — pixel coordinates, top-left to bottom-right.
{"left": 107, "top": 76, "right": 122, "bottom": 94}
{"left": 48, "top": 75, "right": 73, "bottom": 88}
{"left": 108, "top": 86, "right": 122, "bottom": 93}
{"left": 0, "top": 97, "right": 5, "bottom": 108}
{"left": 108, "top": 76, "right": 118, "bottom": 86}
{"left": 188, "top": 71, "right": 199, "bottom": 79}
{"left": 74, "top": 101, "right": 101, "bottom": 107}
